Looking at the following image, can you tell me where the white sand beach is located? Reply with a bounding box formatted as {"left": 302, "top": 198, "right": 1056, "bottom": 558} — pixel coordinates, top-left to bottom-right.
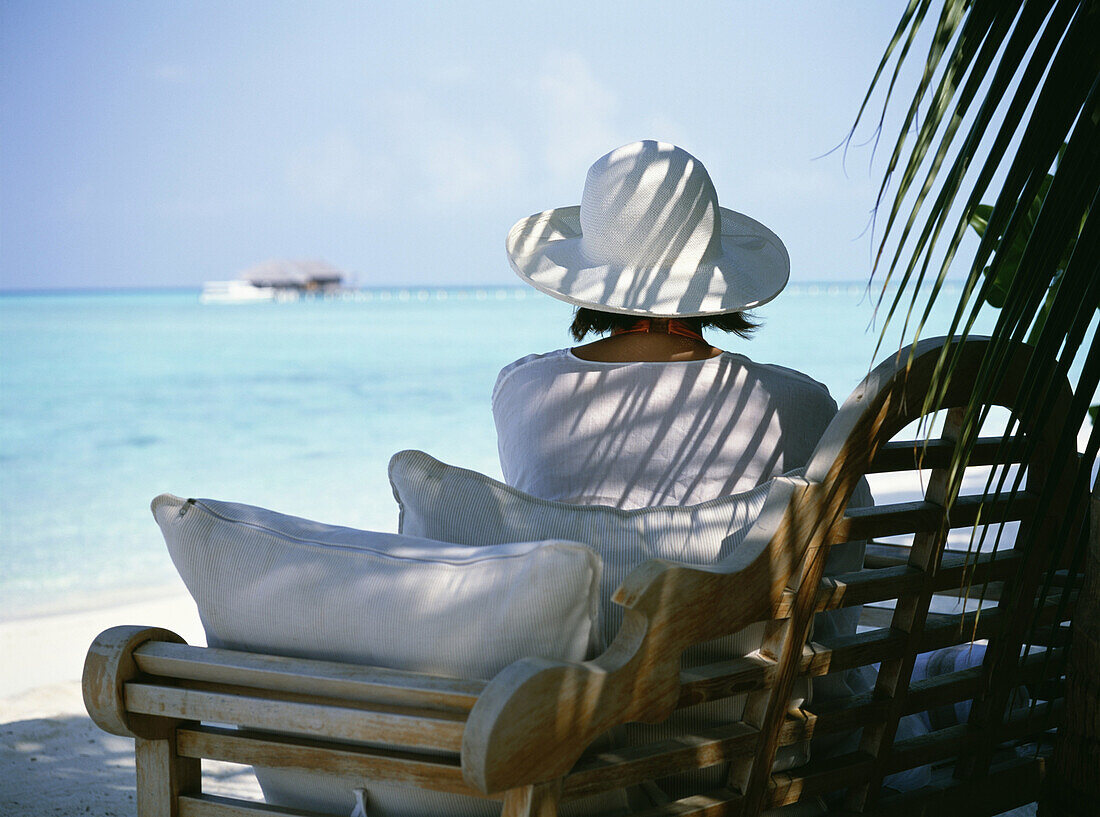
{"left": 0, "top": 585, "right": 263, "bottom": 814}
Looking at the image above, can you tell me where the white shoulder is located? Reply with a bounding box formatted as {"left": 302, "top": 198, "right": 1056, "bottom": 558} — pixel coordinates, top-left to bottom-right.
{"left": 728, "top": 354, "right": 836, "bottom": 408}
{"left": 491, "top": 348, "right": 571, "bottom": 407}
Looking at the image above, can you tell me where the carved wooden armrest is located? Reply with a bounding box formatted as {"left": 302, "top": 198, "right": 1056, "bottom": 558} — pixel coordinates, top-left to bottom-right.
{"left": 462, "top": 477, "right": 821, "bottom": 794}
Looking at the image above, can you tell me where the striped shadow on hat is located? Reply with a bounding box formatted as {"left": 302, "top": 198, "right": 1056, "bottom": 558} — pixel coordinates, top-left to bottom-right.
{"left": 506, "top": 140, "right": 789, "bottom": 317}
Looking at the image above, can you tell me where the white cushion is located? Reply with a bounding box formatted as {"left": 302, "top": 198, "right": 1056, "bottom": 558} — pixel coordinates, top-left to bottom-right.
{"left": 152, "top": 493, "right": 623, "bottom": 817}
{"left": 389, "top": 451, "right": 867, "bottom": 794}
{"left": 389, "top": 450, "right": 816, "bottom": 640}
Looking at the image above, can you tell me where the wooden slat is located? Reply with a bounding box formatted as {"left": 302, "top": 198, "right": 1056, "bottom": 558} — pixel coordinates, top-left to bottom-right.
{"left": 868, "top": 436, "right": 1030, "bottom": 473}
{"left": 905, "top": 647, "right": 1066, "bottom": 717}
{"left": 179, "top": 793, "right": 332, "bottom": 817}
{"left": 677, "top": 655, "right": 772, "bottom": 708}
{"left": 1033, "top": 589, "right": 1078, "bottom": 623}
{"left": 627, "top": 787, "right": 745, "bottom": 817}
{"left": 682, "top": 620, "right": 954, "bottom": 709}
{"left": 763, "top": 716, "right": 1055, "bottom": 813}
{"left": 917, "top": 608, "right": 1004, "bottom": 653}
{"left": 807, "top": 645, "right": 1065, "bottom": 740}
{"left": 806, "top": 563, "right": 919, "bottom": 612}
{"left": 1029, "top": 621, "right": 1072, "bottom": 647}
{"left": 885, "top": 700, "right": 1063, "bottom": 775}
{"left": 863, "top": 541, "right": 916, "bottom": 569}
{"left": 932, "top": 581, "right": 1006, "bottom": 602}
{"left": 176, "top": 725, "right": 481, "bottom": 796}
{"left": 799, "top": 404, "right": 974, "bottom": 813}
{"left": 886, "top": 722, "right": 970, "bottom": 773}
{"left": 125, "top": 684, "right": 465, "bottom": 752}
{"left": 859, "top": 606, "right": 969, "bottom": 630}
{"left": 937, "top": 549, "right": 1019, "bottom": 586}
{"left": 864, "top": 542, "right": 1014, "bottom": 568}
{"left": 901, "top": 591, "right": 1069, "bottom": 656}
{"left": 838, "top": 399, "right": 950, "bottom": 817}
{"left": 809, "top": 693, "right": 886, "bottom": 738}
{"left": 805, "top": 628, "right": 907, "bottom": 676}
{"left": 564, "top": 722, "right": 758, "bottom": 799}
{"left": 865, "top": 542, "right": 1022, "bottom": 573}
{"left": 562, "top": 714, "right": 816, "bottom": 801}
{"left": 134, "top": 641, "right": 484, "bottom": 712}
{"left": 783, "top": 549, "right": 1018, "bottom": 619}
{"left": 853, "top": 584, "right": 1069, "bottom": 642}
{"left": 872, "top": 754, "right": 1045, "bottom": 817}
{"left": 765, "top": 750, "right": 877, "bottom": 807}
{"left": 836, "top": 492, "right": 1037, "bottom": 542}
{"left": 798, "top": 755, "right": 1046, "bottom": 817}
{"left": 136, "top": 732, "right": 201, "bottom": 816}
{"left": 502, "top": 781, "right": 562, "bottom": 817}
{"left": 904, "top": 666, "right": 983, "bottom": 717}
{"left": 809, "top": 608, "right": 1030, "bottom": 679}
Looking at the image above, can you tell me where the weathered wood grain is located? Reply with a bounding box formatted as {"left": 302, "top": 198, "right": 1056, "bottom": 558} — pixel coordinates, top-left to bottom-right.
{"left": 628, "top": 787, "right": 745, "bottom": 817}
{"left": 125, "top": 684, "right": 466, "bottom": 752}
{"left": 134, "top": 641, "right": 484, "bottom": 712}
{"left": 83, "top": 625, "right": 187, "bottom": 738}
{"left": 178, "top": 793, "right": 332, "bottom": 816}
{"left": 176, "top": 725, "right": 480, "bottom": 796}
{"left": 501, "top": 781, "right": 562, "bottom": 817}
{"left": 136, "top": 732, "right": 201, "bottom": 817}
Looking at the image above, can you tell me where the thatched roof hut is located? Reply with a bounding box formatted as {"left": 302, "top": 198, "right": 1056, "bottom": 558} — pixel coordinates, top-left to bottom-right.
{"left": 240, "top": 259, "right": 343, "bottom": 290}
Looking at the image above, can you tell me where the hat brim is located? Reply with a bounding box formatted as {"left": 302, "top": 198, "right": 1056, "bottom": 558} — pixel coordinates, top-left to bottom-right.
{"left": 506, "top": 205, "right": 789, "bottom": 317}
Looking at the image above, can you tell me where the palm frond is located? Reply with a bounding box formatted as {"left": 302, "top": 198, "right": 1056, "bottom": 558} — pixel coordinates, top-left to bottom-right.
{"left": 849, "top": 3, "right": 1100, "bottom": 792}
{"left": 852, "top": 0, "right": 1098, "bottom": 452}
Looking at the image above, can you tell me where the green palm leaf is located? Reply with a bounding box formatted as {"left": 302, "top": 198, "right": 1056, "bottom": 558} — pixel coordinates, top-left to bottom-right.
{"left": 851, "top": 2, "right": 1100, "bottom": 810}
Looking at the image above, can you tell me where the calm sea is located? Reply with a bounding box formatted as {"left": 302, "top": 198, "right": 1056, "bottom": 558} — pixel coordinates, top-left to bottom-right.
{"left": 0, "top": 284, "right": 984, "bottom": 619}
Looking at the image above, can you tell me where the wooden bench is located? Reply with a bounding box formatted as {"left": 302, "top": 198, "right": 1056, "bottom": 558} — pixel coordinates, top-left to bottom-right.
{"left": 83, "top": 336, "right": 1087, "bottom": 816}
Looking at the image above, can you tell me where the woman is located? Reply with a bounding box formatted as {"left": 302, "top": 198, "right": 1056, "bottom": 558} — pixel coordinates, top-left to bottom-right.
{"left": 492, "top": 141, "right": 931, "bottom": 796}
{"left": 494, "top": 140, "right": 839, "bottom": 510}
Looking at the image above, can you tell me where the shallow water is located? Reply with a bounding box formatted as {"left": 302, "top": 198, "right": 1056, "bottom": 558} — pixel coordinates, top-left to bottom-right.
{"left": 0, "top": 284, "right": 989, "bottom": 616}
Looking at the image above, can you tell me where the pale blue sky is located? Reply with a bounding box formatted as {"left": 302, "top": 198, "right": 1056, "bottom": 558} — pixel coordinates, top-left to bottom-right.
{"left": 1, "top": 1, "right": 920, "bottom": 290}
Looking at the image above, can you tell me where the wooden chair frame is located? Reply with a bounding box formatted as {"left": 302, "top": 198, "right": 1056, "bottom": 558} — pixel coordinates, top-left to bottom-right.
{"left": 84, "top": 336, "right": 1086, "bottom": 816}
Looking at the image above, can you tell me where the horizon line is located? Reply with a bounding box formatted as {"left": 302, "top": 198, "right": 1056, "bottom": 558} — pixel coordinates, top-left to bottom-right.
{"left": 0, "top": 278, "right": 963, "bottom": 297}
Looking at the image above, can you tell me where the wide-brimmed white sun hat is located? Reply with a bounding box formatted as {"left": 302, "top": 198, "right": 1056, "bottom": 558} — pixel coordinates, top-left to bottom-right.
{"left": 506, "top": 140, "right": 789, "bottom": 316}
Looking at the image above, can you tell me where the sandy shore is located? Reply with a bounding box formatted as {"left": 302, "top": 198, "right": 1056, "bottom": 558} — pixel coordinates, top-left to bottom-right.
{"left": 0, "top": 585, "right": 263, "bottom": 814}
{"left": 0, "top": 470, "right": 1043, "bottom": 814}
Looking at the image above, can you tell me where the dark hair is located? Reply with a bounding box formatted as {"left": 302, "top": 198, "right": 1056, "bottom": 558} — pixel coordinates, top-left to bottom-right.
{"left": 570, "top": 307, "right": 759, "bottom": 342}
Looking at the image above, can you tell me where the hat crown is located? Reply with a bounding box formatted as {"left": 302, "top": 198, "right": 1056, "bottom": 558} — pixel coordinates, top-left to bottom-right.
{"left": 579, "top": 141, "right": 723, "bottom": 271}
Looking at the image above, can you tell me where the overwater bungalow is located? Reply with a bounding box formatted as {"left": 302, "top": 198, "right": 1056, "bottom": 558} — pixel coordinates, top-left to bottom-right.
{"left": 201, "top": 259, "right": 345, "bottom": 303}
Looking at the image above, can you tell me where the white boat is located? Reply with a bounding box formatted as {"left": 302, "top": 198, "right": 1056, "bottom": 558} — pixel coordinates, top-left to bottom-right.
{"left": 200, "top": 280, "right": 278, "bottom": 304}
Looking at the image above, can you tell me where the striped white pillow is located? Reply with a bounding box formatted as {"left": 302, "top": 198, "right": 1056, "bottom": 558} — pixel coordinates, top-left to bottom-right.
{"left": 389, "top": 450, "right": 823, "bottom": 793}
{"left": 389, "top": 449, "right": 802, "bottom": 641}
{"left": 152, "top": 493, "right": 622, "bottom": 817}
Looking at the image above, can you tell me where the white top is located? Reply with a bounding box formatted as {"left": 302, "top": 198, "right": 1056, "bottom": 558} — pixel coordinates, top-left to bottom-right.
{"left": 492, "top": 348, "right": 838, "bottom": 509}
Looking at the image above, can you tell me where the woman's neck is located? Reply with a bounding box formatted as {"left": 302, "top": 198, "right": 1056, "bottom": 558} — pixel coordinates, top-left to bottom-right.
{"left": 610, "top": 317, "right": 706, "bottom": 343}
{"left": 572, "top": 318, "right": 724, "bottom": 363}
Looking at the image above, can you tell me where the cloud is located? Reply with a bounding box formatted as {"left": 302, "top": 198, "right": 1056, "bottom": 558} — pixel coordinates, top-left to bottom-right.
{"left": 286, "top": 96, "right": 525, "bottom": 216}
{"left": 381, "top": 93, "right": 524, "bottom": 210}
{"left": 286, "top": 132, "right": 388, "bottom": 216}
{"left": 525, "top": 52, "right": 692, "bottom": 183}
{"left": 283, "top": 53, "right": 684, "bottom": 218}
{"left": 534, "top": 52, "right": 622, "bottom": 176}
{"left": 419, "top": 127, "right": 524, "bottom": 207}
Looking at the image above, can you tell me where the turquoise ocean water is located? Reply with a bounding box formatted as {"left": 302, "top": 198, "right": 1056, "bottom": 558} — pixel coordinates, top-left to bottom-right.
{"left": 0, "top": 284, "right": 988, "bottom": 619}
